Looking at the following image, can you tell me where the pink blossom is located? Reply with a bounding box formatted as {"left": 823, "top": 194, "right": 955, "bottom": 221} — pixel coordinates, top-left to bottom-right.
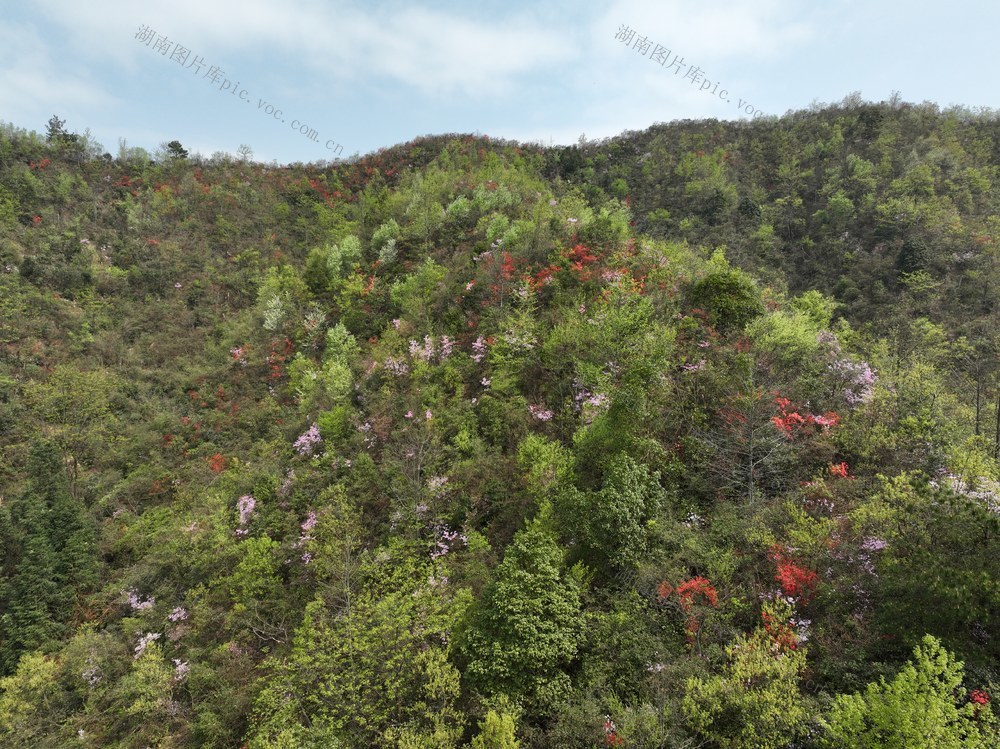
{"left": 425, "top": 409, "right": 433, "bottom": 420}
{"left": 471, "top": 336, "right": 487, "bottom": 363}
{"left": 237, "top": 494, "right": 256, "bottom": 526}
{"left": 439, "top": 335, "right": 454, "bottom": 359}
{"left": 384, "top": 356, "right": 409, "bottom": 376}
{"left": 134, "top": 632, "right": 161, "bottom": 659}
{"left": 528, "top": 404, "right": 554, "bottom": 421}
{"left": 405, "top": 410, "right": 414, "bottom": 419}
{"left": 168, "top": 606, "right": 188, "bottom": 622}
{"left": 125, "top": 588, "right": 155, "bottom": 611}
{"left": 172, "top": 659, "right": 190, "bottom": 681}
{"left": 293, "top": 424, "right": 322, "bottom": 455}
{"left": 301, "top": 511, "right": 318, "bottom": 532}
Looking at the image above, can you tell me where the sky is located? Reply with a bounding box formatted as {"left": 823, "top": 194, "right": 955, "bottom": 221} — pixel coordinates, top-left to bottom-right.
{"left": 2, "top": 0, "right": 999, "bottom": 165}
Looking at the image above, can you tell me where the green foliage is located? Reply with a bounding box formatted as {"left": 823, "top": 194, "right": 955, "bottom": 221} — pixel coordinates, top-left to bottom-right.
{"left": 458, "top": 523, "right": 583, "bottom": 710}
{"left": 560, "top": 454, "right": 664, "bottom": 574}
{"left": 0, "top": 652, "right": 67, "bottom": 748}
{"left": 821, "top": 635, "right": 997, "bottom": 748}
{"left": 390, "top": 257, "right": 448, "bottom": 329}
{"left": 683, "top": 609, "right": 810, "bottom": 749}
{"left": 470, "top": 702, "right": 521, "bottom": 749}
{"left": 256, "top": 264, "right": 311, "bottom": 333}
{"left": 688, "top": 260, "right": 766, "bottom": 332}
{"left": 249, "top": 545, "right": 468, "bottom": 748}
{"left": 1, "top": 103, "right": 1000, "bottom": 746}
{"left": 0, "top": 440, "right": 96, "bottom": 674}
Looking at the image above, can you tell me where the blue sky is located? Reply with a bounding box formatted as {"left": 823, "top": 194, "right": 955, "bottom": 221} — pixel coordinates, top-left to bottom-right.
{"left": 2, "top": 0, "right": 998, "bottom": 165}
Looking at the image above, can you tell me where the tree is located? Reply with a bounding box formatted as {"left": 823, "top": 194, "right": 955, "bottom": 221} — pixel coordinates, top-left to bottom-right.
{"left": 248, "top": 544, "right": 467, "bottom": 748}
{"left": 470, "top": 704, "right": 521, "bottom": 749}
{"left": 821, "top": 635, "right": 997, "bottom": 748}
{"left": 165, "top": 140, "right": 189, "bottom": 159}
{"left": 45, "top": 115, "right": 76, "bottom": 145}
{"left": 0, "top": 652, "right": 68, "bottom": 748}
{"left": 683, "top": 607, "right": 810, "bottom": 749}
{"left": 560, "top": 453, "right": 664, "bottom": 574}
{"left": 0, "top": 440, "right": 95, "bottom": 674}
{"left": 688, "top": 260, "right": 766, "bottom": 333}
{"left": 458, "top": 522, "right": 584, "bottom": 710}
{"left": 0, "top": 497, "right": 61, "bottom": 674}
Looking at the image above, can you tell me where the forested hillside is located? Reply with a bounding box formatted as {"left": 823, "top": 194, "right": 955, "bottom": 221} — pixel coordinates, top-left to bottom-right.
{"left": 0, "top": 97, "right": 997, "bottom": 748}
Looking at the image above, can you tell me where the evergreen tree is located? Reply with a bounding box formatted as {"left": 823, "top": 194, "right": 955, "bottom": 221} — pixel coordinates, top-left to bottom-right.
{"left": 0, "top": 440, "right": 95, "bottom": 673}
{"left": 458, "top": 522, "right": 584, "bottom": 710}
{"left": 0, "top": 495, "right": 61, "bottom": 674}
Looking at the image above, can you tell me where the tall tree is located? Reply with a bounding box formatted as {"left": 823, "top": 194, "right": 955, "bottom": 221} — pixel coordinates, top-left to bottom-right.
{"left": 458, "top": 522, "right": 584, "bottom": 711}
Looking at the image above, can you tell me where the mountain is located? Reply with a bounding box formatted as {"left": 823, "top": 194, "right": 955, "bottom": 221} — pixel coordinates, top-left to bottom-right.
{"left": 0, "top": 97, "right": 997, "bottom": 747}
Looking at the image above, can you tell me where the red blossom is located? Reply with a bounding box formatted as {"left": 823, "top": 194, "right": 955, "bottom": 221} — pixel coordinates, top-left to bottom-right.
{"left": 770, "top": 546, "right": 818, "bottom": 603}
{"left": 501, "top": 252, "right": 516, "bottom": 280}
{"left": 762, "top": 609, "right": 799, "bottom": 651}
{"left": 828, "top": 461, "right": 850, "bottom": 478}
{"left": 676, "top": 577, "right": 719, "bottom": 609}
{"left": 208, "top": 453, "right": 226, "bottom": 473}
{"left": 771, "top": 396, "right": 841, "bottom": 439}
{"left": 970, "top": 689, "right": 990, "bottom": 706}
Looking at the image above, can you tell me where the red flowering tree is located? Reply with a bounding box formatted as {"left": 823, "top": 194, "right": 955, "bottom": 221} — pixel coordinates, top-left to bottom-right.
{"left": 769, "top": 546, "right": 819, "bottom": 604}
{"left": 659, "top": 575, "right": 720, "bottom": 654}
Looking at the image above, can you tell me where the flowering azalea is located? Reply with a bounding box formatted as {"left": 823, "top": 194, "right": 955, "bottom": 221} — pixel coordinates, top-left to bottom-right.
{"left": 676, "top": 576, "right": 719, "bottom": 609}
{"left": 528, "top": 404, "right": 554, "bottom": 421}
{"left": 125, "top": 588, "right": 155, "bottom": 611}
{"left": 293, "top": 424, "right": 322, "bottom": 455}
{"left": 134, "top": 632, "right": 161, "bottom": 659}
{"left": 770, "top": 546, "right": 818, "bottom": 603}
{"left": 168, "top": 606, "right": 188, "bottom": 622}
{"left": 829, "top": 461, "right": 849, "bottom": 478}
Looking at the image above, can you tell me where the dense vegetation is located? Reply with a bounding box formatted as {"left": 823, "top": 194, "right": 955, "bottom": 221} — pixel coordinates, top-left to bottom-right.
{"left": 0, "top": 97, "right": 998, "bottom": 747}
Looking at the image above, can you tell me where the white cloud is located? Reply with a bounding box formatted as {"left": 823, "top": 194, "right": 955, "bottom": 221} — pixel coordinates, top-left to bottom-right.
{"left": 0, "top": 22, "right": 118, "bottom": 125}
{"left": 596, "top": 0, "right": 814, "bottom": 64}
{"left": 31, "top": 0, "right": 574, "bottom": 97}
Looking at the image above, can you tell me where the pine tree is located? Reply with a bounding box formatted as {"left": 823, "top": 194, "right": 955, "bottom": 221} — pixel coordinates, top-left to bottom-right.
{"left": 0, "top": 495, "right": 61, "bottom": 674}
{"left": 0, "top": 441, "right": 96, "bottom": 674}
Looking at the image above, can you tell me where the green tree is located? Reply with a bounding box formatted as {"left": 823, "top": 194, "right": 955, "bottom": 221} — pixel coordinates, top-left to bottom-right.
{"left": 470, "top": 703, "right": 521, "bottom": 749}
{"left": 248, "top": 544, "right": 467, "bottom": 748}
{"left": 458, "top": 522, "right": 584, "bottom": 710}
{"left": 688, "top": 257, "right": 766, "bottom": 333}
{"left": 821, "top": 635, "right": 997, "bottom": 748}
{"left": 0, "top": 440, "right": 95, "bottom": 674}
{"left": 0, "top": 652, "right": 68, "bottom": 748}
{"left": 683, "top": 605, "right": 810, "bottom": 749}
{"left": 560, "top": 453, "right": 664, "bottom": 574}
{"left": 165, "top": 140, "right": 189, "bottom": 159}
